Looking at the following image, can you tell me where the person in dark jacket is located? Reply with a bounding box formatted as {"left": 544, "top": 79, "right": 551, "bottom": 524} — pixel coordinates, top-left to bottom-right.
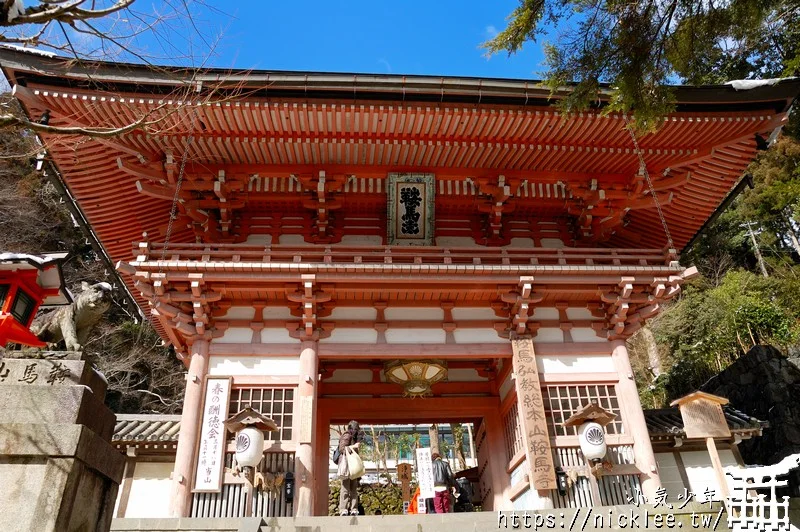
{"left": 338, "top": 420, "right": 362, "bottom": 516}
{"left": 431, "top": 452, "right": 455, "bottom": 513}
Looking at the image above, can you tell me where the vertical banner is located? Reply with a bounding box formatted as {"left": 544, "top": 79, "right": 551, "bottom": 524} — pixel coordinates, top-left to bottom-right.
{"left": 193, "top": 376, "right": 232, "bottom": 492}
{"left": 511, "top": 336, "right": 557, "bottom": 491}
{"left": 415, "top": 447, "right": 435, "bottom": 499}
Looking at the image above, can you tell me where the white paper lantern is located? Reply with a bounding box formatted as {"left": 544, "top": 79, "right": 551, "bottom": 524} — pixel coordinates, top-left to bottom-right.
{"left": 235, "top": 426, "right": 264, "bottom": 467}
{"left": 578, "top": 421, "right": 607, "bottom": 461}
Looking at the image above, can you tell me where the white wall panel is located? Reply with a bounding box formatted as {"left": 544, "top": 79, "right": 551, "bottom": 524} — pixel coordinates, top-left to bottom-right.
{"left": 385, "top": 329, "right": 446, "bottom": 343}
{"left": 328, "top": 307, "right": 377, "bottom": 320}
{"left": 262, "top": 307, "right": 295, "bottom": 319}
{"left": 453, "top": 329, "right": 507, "bottom": 343}
{"left": 681, "top": 450, "right": 740, "bottom": 500}
{"left": 451, "top": 307, "right": 497, "bottom": 320}
{"left": 536, "top": 327, "right": 564, "bottom": 343}
{"left": 435, "top": 236, "right": 477, "bottom": 247}
{"left": 339, "top": 235, "right": 382, "bottom": 245}
{"left": 384, "top": 308, "right": 444, "bottom": 320}
{"left": 322, "top": 328, "right": 378, "bottom": 343}
{"left": 571, "top": 328, "right": 602, "bottom": 342}
{"left": 655, "top": 453, "right": 687, "bottom": 500}
{"left": 124, "top": 462, "right": 173, "bottom": 518}
{"left": 566, "top": 308, "right": 594, "bottom": 320}
{"left": 209, "top": 356, "right": 300, "bottom": 376}
{"left": 537, "top": 355, "right": 615, "bottom": 374}
{"left": 220, "top": 307, "right": 255, "bottom": 320}
{"left": 216, "top": 327, "right": 253, "bottom": 344}
{"left": 532, "top": 307, "right": 559, "bottom": 320}
{"left": 261, "top": 327, "right": 295, "bottom": 343}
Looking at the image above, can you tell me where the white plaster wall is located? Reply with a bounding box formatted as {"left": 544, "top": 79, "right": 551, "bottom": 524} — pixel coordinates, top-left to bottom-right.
{"left": 325, "top": 369, "right": 373, "bottom": 383}
{"left": 537, "top": 355, "right": 615, "bottom": 374}
{"left": 451, "top": 307, "right": 497, "bottom": 320}
{"left": 338, "top": 235, "right": 383, "bottom": 245}
{"left": 566, "top": 308, "right": 594, "bottom": 320}
{"left": 655, "top": 453, "right": 688, "bottom": 500}
{"left": 261, "top": 327, "right": 294, "bottom": 343}
{"left": 322, "top": 328, "right": 378, "bottom": 343}
{"left": 532, "top": 307, "right": 560, "bottom": 320}
{"left": 536, "top": 327, "right": 564, "bottom": 343}
{"left": 385, "top": 328, "right": 446, "bottom": 343}
{"left": 571, "top": 328, "right": 602, "bottom": 342}
{"left": 208, "top": 356, "right": 300, "bottom": 376}
{"left": 244, "top": 234, "right": 272, "bottom": 245}
{"left": 540, "top": 238, "right": 564, "bottom": 248}
{"left": 328, "top": 307, "right": 377, "bottom": 320}
{"left": 384, "top": 308, "right": 444, "bottom": 320}
{"left": 124, "top": 462, "right": 173, "bottom": 518}
{"left": 453, "top": 329, "right": 507, "bottom": 344}
{"left": 435, "top": 236, "right": 477, "bottom": 248}
{"left": 507, "top": 238, "right": 535, "bottom": 248}
{"left": 278, "top": 234, "right": 306, "bottom": 245}
{"left": 216, "top": 327, "right": 253, "bottom": 344}
{"left": 221, "top": 307, "right": 256, "bottom": 321}
{"left": 263, "top": 307, "right": 295, "bottom": 319}
{"left": 681, "top": 450, "right": 740, "bottom": 500}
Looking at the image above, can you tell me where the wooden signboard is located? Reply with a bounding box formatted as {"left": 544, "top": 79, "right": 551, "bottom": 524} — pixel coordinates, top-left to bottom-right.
{"left": 671, "top": 392, "right": 732, "bottom": 500}
{"left": 511, "top": 336, "right": 556, "bottom": 491}
{"left": 415, "top": 447, "right": 435, "bottom": 499}
{"left": 387, "top": 173, "right": 435, "bottom": 246}
{"left": 193, "top": 376, "right": 232, "bottom": 492}
{"left": 397, "top": 463, "right": 412, "bottom": 501}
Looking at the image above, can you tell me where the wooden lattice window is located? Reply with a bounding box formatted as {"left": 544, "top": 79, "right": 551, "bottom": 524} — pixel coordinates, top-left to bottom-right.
{"left": 229, "top": 388, "right": 294, "bottom": 442}
{"left": 502, "top": 402, "right": 524, "bottom": 461}
{"left": 542, "top": 384, "right": 624, "bottom": 437}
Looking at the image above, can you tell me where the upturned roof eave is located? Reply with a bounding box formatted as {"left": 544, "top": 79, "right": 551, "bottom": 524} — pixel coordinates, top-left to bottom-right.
{"left": 1, "top": 45, "right": 798, "bottom": 112}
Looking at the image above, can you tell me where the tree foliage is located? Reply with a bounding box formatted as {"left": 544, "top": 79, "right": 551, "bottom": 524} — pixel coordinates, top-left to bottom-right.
{"left": 485, "top": 0, "right": 800, "bottom": 131}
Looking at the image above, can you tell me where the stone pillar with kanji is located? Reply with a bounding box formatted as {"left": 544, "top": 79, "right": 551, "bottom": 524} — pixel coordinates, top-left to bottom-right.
{"left": 0, "top": 352, "right": 124, "bottom": 532}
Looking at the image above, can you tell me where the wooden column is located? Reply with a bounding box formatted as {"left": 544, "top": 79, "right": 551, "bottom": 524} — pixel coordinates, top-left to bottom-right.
{"left": 169, "top": 338, "right": 209, "bottom": 517}
{"left": 294, "top": 339, "right": 319, "bottom": 516}
{"left": 484, "top": 411, "right": 511, "bottom": 510}
{"left": 610, "top": 339, "right": 661, "bottom": 501}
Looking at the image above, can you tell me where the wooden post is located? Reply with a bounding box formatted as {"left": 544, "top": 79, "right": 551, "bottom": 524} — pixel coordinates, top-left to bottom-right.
{"left": 244, "top": 466, "right": 255, "bottom": 517}
{"left": 706, "top": 438, "right": 731, "bottom": 501}
{"left": 169, "top": 338, "right": 209, "bottom": 517}
{"left": 671, "top": 391, "right": 733, "bottom": 503}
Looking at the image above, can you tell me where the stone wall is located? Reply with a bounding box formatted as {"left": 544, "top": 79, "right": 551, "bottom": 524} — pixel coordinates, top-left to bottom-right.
{"left": 700, "top": 345, "right": 800, "bottom": 464}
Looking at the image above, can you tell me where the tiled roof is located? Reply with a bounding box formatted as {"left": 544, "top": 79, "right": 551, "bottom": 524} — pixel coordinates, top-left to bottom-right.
{"left": 644, "top": 405, "right": 765, "bottom": 438}
{"left": 111, "top": 405, "right": 766, "bottom": 446}
{"left": 113, "top": 414, "right": 181, "bottom": 444}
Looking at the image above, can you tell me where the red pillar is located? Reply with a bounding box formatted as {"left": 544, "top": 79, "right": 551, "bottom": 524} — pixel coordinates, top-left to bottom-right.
{"left": 611, "top": 339, "right": 661, "bottom": 501}
{"left": 484, "top": 411, "right": 510, "bottom": 510}
{"left": 169, "top": 338, "right": 209, "bottom": 517}
{"left": 294, "top": 340, "right": 319, "bottom": 516}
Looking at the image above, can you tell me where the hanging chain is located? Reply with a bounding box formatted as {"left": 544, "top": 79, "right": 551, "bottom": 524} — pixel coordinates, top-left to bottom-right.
{"left": 150, "top": 108, "right": 197, "bottom": 313}
{"left": 624, "top": 118, "right": 675, "bottom": 251}
{"left": 159, "top": 136, "right": 194, "bottom": 263}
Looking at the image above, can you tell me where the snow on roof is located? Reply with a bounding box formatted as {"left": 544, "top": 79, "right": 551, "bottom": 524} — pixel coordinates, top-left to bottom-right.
{"left": 727, "top": 78, "right": 796, "bottom": 91}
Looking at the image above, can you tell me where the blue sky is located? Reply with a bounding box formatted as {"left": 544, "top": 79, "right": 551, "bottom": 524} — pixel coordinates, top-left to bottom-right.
{"left": 137, "top": 0, "right": 549, "bottom": 79}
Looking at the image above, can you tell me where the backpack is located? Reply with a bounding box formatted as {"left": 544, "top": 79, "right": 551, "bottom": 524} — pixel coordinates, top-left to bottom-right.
{"left": 332, "top": 447, "right": 341, "bottom": 464}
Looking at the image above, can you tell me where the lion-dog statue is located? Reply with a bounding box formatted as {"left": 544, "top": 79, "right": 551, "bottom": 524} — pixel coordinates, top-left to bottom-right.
{"left": 30, "top": 281, "right": 113, "bottom": 351}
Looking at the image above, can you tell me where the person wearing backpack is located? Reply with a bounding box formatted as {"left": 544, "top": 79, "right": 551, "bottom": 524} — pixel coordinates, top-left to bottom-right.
{"left": 335, "top": 420, "right": 362, "bottom": 516}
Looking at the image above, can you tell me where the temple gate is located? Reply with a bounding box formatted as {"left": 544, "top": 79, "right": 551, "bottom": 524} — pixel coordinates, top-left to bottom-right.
{"left": 2, "top": 46, "right": 797, "bottom": 517}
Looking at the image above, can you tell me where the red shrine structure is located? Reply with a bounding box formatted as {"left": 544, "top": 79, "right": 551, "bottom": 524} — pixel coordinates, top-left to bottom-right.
{"left": 1, "top": 47, "right": 797, "bottom": 518}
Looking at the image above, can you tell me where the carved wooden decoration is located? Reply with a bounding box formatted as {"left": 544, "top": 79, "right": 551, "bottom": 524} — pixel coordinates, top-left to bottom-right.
{"left": 387, "top": 173, "right": 435, "bottom": 245}
{"left": 511, "top": 335, "right": 556, "bottom": 491}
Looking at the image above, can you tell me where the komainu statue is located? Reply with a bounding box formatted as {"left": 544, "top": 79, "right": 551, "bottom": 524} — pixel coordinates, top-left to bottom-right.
{"left": 30, "top": 282, "right": 113, "bottom": 351}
